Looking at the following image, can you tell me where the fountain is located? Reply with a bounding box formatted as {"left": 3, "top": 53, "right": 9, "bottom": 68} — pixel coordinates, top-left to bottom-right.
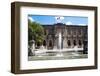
{"left": 72, "top": 46, "right": 79, "bottom": 56}
{"left": 59, "top": 32, "right": 62, "bottom": 50}
{"left": 56, "top": 32, "right": 63, "bottom": 57}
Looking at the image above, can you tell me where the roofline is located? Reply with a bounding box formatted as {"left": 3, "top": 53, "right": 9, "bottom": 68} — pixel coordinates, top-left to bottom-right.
{"left": 42, "top": 24, "right": 88, "bottom": 27}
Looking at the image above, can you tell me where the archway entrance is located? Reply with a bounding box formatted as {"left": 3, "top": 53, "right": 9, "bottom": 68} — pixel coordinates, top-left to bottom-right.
{"left": 73, "top": 40, "right": 76, "bottom": 46}
{"left": 48, "top": 40, "right": 53, "bottom": 49}
{"left": 79, "top": 40, "right": 82, "bottom": 47}
{"left": 67, "top": 40, "right": 71, "bottom": 47}
{"left": 43, "top": 40, "right": 46, "bottom": 46}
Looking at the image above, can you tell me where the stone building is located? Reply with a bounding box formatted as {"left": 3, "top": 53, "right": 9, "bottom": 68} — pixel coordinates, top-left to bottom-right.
{"left": 42, "top": 23, "right": 88, "bottom": 50}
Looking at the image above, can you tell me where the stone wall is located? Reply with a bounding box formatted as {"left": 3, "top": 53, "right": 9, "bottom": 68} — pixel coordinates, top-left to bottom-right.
{"left": 42, "top": 23, "right": 87, "bottom": 50}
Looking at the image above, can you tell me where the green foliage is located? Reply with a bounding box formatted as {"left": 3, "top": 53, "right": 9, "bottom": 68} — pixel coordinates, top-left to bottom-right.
{"left": 28, "top": 20, "right": 44, "bottom": 45}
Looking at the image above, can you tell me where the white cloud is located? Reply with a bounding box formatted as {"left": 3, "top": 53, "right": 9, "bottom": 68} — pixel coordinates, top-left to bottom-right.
{"left": 78, "top": 24, "right": 87, "bottom": 26}
{"left": 28, "top": 17, "right": 35, "bottom": 22}
{"left": 66, "top": 21, "right": 72, "bottom": 25}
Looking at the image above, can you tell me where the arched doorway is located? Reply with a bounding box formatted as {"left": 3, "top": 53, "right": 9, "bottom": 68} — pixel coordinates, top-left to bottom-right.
{"left": 79, "top": 40, "right": 82, "bottom": 47}
{"left": 48, "top": 40, "right": 53, "bottom": 49}
{"left": 67, "top": 40, "right": 71, "bottom": 47}
{"left": 43, "top": 40, "right": 46, "bottom": 46}
{"left": 73, "top": 40, "right": 76, "bottom": 46}
{"left": 37, "top": 42, "right": 40, "bottom": 49}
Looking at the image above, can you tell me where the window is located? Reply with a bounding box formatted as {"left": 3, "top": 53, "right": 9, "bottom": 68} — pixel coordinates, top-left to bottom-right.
{"left": 79, "top": 40, "right": 82, "bottom": 46}
{"left": 67, "top": 40, "right": 71, "bottom": 46}
{"left": 73, "top": 29, "right": 76, "bottom": 35}
{"left": 73, "top": 31, "right": 76, "bottom": 35}
{"left": 78, "top": 30, "right": 81, "bottom": 35}
{"left": 67, "top": 29, "right": 71, "bottom": 35}
{"left": 37, "top": 42, "right": 40, "bottom": 46}
{"left": 49, "top": 40, "right": 52, "bottom": 47}
{"left": 73, "top": 40, "right": 76, "bottom": 46}
{"left": 43, "top": 40, "right": 46, "bottom": 46}
{"left": 44, "top": 29, "right": 47, "bottom": 35}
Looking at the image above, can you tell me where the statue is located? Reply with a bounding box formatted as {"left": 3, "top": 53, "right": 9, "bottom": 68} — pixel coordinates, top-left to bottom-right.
{"left": 55, "top": 16, "right": 64, "bottom": 23}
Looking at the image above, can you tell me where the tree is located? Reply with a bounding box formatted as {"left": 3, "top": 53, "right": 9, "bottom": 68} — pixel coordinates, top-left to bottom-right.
{"left": 28, "top": 20, "right": 44, "bottom": 46}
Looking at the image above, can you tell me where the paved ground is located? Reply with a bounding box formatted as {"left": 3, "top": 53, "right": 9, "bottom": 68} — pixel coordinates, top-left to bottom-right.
{"left": 28, "top": 51, "right": 88, "bottom": 61}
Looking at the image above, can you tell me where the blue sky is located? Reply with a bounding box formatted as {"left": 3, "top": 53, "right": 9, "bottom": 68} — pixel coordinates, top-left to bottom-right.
{"left": 28, "top": 15, "right": 88, "bottom": 26}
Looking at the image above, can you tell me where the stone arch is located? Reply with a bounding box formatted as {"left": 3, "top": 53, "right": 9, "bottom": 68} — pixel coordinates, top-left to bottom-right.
{"left": 79, "top": 40, "right": 82, "bottom": 47}
{"left": 48, "top": 40, "right": 53, "bottom": 49}
{"left": 73, "top": 40, "right": 76, "bottom": 46}
{"left": 49, "top": 40, "right": 52, "bottom": 47}
{"left": 43, "top": 40, "right": 46, "bottom": 46}
{"left": 67, "top": 40, "right": 71, "bottom": 47}
{"left": 37, "top": 42, "right": 40, "bottom": 46}
{"left": 36, "top": 42, "right": 41, "bottom": 49}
